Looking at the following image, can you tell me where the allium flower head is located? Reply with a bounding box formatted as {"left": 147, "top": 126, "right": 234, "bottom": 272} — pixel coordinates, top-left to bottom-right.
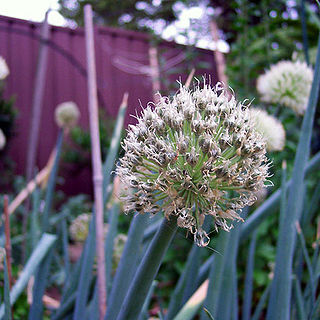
{"left": 257, "top": 60, "right": 313, "bottom": 115}
{"left": 0, "top": 57, "right": 9, "bottom": 80}
{"left": 55, "top": 101, "right": 80, "bottom": 129}
{"left": 112, "top": 234, "right": 127, "bottom": 271}
{"left": 252, "top": 187, "right": 268, "bottom": 207}
{"left": 249, "top": 108, "right": 285, "bottom": 152}
{"left": 69, "top": 213, "right": 90, "bottom": 242}
{"left": 116, "top": 82, "right": 270, "bottom": 247}
{"left": 0, "top": 128, "right": 6, "bottom": 150}
{"left": 0, "top": 247, "right": 5, "bottom": 266}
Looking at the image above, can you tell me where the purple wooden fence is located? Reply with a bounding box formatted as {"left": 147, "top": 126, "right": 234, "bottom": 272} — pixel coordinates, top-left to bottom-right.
{"left": 0, "top": 15, "right": 218, "bottom": 195}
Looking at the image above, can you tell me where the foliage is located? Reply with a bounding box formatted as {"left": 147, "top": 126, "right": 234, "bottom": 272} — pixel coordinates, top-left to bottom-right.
{"left": 61, "top": 109, "right": 122, "bottom": 170}
{"left": 224, "top": 0, "right": 319, "bottom": 100}
{"left": 58, "top": 0, "right": 190, "bottom": 31}
{"left": 0, "top": 68, "right": 18, "bottom": 191}
{"left": 0, "top": 96, "right": 17, "bottom": 142}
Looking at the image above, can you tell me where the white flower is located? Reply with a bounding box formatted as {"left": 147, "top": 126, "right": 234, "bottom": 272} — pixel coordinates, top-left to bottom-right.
{"left": 0, "top": 247, "right": 5, "bottom": 266}
{"left": 0, "top": 57, "right": 9, "bottom": 80}
{"left": 112, "top": 234, "right": 127, "bottom": 271}
{"left": 55, "top": 101, "right": 80, "bottom": 129}
{"left": 0, "top": 129, "right": 6, "bottom": 150}
{"left": 253, "top": 187, "right": 268, "bottom": 207}
{"left": 69, "top": 213, "right": 108, "bottom": 242}
{"left": 257, "top": 60, "right": 313, "bottom": 115}
{"left": 116, "top": 81, "right": 270, "bottom": 247}
{"left": 249, "top": 108, "right": 285, "bottom": 152}
{"left": 69, "top": 213, "right": 91, "bottom": 242}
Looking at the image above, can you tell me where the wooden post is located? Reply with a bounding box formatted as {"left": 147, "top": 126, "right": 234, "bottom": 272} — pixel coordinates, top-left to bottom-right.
{"left": 148, "top": 46, "right": 161, "bottom": 103}
{"left": 210, "top": 20, "right": 228, "bottom": 86}
{"left": 84, "top": 5, "right": 107, "bottom": 319}
{"left": 185, "top": 68, "right": 195, "bottom": 89}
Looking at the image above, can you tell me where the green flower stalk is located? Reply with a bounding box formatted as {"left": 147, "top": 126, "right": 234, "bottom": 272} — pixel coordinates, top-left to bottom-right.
{"left": 117, "top": 81, "right": 270, "bottom": 246}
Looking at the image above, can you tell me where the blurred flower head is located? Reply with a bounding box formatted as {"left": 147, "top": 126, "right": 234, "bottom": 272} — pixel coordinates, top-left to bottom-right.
{"left": 252, "top": 187, "right": 268, "bottom": 207}
{"left": 69, "top": 213, "right": 90, "bottom": 242}
{"left": 69, "top": 213, "right": 108, "bottom": 242}
{"left": 112, "top": 233, "right": 127, "bottom": 271}
{"left": 0, "top": 57, "right": 9, "bottom": 80}
{"left": 0, "top": 128, "right": 6, "bottom": 150}
{"left": 111, "top": 176, "right": 130, "bottom": 202}
{"left": 0, "top": 247, "right": 5, "bottom": 267}
{"left": 55, "top": 101, "right": 80, "bottom": 129}
{"left": 116, "top": 81, "right": 270, "bottom": 247}
{"left": 257, "top": 60, "right": 313, "bottom": 115}
{"left": 249, "top": 108, "right": 285, "bottom": 152}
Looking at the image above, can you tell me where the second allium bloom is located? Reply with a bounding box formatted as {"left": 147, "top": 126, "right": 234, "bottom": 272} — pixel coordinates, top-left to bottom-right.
{"left": 117, "top": 82, "right": 270, "bottom": 246}
{"left": 55, "top": 101, "right": 80, "bottom": 129}
{"left": 249, "top": 108, "right": 285, "bottom": 152}
{"left": 256, "top": 60, "right": 313, "bottom": 115}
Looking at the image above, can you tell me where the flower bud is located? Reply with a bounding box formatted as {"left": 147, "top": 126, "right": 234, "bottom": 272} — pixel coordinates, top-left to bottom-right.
{"left": 55, "top": 101, "right": 80, "bottom": 129}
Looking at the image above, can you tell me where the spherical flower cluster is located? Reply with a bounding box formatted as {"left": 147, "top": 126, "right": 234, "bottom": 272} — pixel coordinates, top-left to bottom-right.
{"left": 55, "top": 101, "right": 80, "bottom": 129}
{"left": 249, "top": 108, "right": 285, "bottom": 152}
{"left": 0, "top": 57, "right": 9, "bottom": 80}
{"left": 69, "top": 213, "right": 91, "bottom": 242}
{"left": 0, "top": 247, "right": 5, "bottom": 266}
{"left": 0, "top": 128, "right": 6, "bottom": 150}
{"left": 257, "top": 60, "right": 313, "bottom": 115}
{"left": 111, "top": 176, "right": 132, "bottom": 206}
{"left": 116, "top": 82, "right": 270, "bottom": 247}
{"left": 69, "top": 213, "right": 109, "bottom": 242}
{"left": 252, "top": 187, "right": 268, "bottom": 207}
{"left": 112, "top": 234, "right": 127, "bottom": 271}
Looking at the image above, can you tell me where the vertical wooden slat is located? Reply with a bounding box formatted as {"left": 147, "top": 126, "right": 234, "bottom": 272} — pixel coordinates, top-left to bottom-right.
{"left": 209, "top": 19, "right": 228, "bottom": 86}
{"left": 148, "top": 46, "right": 161, "bottom": 103}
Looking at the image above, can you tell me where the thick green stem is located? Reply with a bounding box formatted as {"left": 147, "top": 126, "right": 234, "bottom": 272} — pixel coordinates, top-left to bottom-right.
{"left": 117, "top": 217, "right": 177, "bottom": 320}
{"left": 267, "top": 32, "right": 320, "bottom": 320}
{"left": 105, "top": 213, "right": 149, "bottom": 320}
{"left": 41, "top": 129, "right": 63, "bottom": 233}
{"left": 300, "top": 0, "right": 310, "bottom": 65}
